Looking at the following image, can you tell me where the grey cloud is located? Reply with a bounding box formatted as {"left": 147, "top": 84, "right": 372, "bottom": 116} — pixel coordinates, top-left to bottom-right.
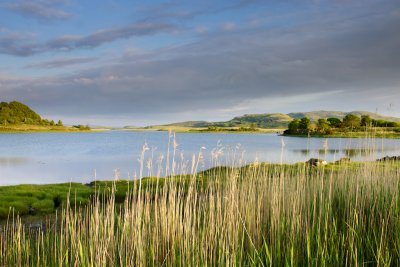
{"left": 60, "top": 23, "right": 176, "bottom": 48}
{"left": 3, "top": 0, "right": 71, "bottom": 21}
{"left": 0, "top": 32, "right": 43, "bottom": 56}
{"left": 25, "top": 57, "right": 97, "bottom": 69}
{"left": 0, "top": 22, "right": 177, "bottom": 56}
{"left": 136, "top": 0, "right": 266, "bottom": 23}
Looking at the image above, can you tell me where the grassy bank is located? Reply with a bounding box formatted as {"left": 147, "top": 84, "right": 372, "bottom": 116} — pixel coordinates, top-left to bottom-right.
{"left": 0, "top": 124, "right": 95, "bottom": 133}
{"left": 1, "top": 159, "right": 400, "bottom": 265}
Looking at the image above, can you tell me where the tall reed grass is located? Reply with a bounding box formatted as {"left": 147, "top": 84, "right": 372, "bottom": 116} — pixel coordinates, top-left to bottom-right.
{"left": 1, "top": 137, "right": 400, "bottom": 266}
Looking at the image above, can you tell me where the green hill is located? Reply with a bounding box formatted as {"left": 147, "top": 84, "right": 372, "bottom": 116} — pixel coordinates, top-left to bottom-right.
{"left": 0, "top": 101, "right": 43, "bottom": 125}
{"left": 212, "top": 113, "right": 293, "bottom": 128}
{"left": 158, "top": 111, "right": 400, "bottom": 129}
{"left": 161, "top": 113, "right": 293, "bottom": 129}
{"left": 164, "top": 121, "right": 210, "bottom": 128}
{"left": 0, "top": 101, "right": 64, "bottom": 128}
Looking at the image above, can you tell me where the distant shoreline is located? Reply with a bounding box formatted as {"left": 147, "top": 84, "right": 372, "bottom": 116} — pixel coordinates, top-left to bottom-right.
{"left": 119, "top": 126, "right": 285, "bottom": 134}
{"left": 0, "top": 125, "right": 104, "bottom": 133}
{"left": 2, "top": 125, "right": 400, "bottom": 138}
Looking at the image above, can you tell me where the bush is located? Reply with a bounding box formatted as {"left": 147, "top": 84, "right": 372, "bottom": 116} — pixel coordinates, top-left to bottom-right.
{"left": 71, "top": 197, "right": 90, "bottom": 206}
{"left": 8, "top": 201, "right": 29, "bottom": 215}
{"left": 32, "top": 199, "right": 54, "bottom": 213}
{"left": 53, "top": 195, "right": 62, "bottom": 209}
{"left": 73, "top": 124, "right": 91, "bottom": 130}
{"left": 0, "top": 207, "right": 9, "bottom": 218}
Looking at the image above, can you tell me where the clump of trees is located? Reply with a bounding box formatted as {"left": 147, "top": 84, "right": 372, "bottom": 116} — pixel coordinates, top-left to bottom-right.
{"left": 73, "top": 124, "right": 91, "bottom": 131}
{"left": 0, "top": 101, "right": 63, "bottom": 127}
{"left": 205, "top": 123, "right": 257, "bottom": 132}
{"left": 284, "top": 114, "right": 400, "bottom": 135}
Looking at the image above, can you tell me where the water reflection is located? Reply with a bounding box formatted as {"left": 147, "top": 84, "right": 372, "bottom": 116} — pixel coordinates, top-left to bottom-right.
{"left": 0, "top": 157, "right": 31, "bottom": 166}
{"left": 292, "top": 148, "right": 375, "bottom": 157}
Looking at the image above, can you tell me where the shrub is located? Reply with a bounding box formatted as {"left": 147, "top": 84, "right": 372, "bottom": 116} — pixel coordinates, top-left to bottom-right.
{"left": 32, "top": 199, "right": 54, "bottom": 213}
{"left": 0, "top": 207, "right": 9, "bottom": 218}
{"left": 8, "top": 201, "right": 29, "bottom": 215}
{"left": 53, "top": 195, "right": 62, "bottom": 209}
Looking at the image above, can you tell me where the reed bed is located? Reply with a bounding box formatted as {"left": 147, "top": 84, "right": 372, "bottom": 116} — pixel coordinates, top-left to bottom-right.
{"left": 1, "top": 142, "right": 400, "bottom": 266}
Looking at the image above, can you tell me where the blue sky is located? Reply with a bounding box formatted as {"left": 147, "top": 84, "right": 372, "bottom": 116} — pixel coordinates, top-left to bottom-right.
{"left": 0, "top": 0, "right": 399, "bottom": 126}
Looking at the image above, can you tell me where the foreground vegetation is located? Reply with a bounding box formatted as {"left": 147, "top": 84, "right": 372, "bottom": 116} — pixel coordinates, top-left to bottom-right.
{"left": 1, "top": 157, "right": 400, "bottom": 265}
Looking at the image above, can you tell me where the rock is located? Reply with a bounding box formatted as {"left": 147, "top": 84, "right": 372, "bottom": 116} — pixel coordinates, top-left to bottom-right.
{"left": 306, "top": 158, "right": 327, "bottom": 166}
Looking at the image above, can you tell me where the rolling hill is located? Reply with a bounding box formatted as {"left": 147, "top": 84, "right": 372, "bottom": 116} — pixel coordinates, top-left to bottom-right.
{"left": 0, "top": 101, "right": 43, "bottom": 125}
{"left": 156, "top": 111, "right": 400, "bottom": 129}
{"left": 0, "top": 101, "right": 74, "bottom": 131}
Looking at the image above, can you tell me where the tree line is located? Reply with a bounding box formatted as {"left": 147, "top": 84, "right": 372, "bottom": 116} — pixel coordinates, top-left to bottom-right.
{"left": 284, "top": 114, "right": 400, "bottom": 135}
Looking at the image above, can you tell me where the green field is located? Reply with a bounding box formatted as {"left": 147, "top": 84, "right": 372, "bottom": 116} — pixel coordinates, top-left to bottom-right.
{"left": 1, "top": 160, "right": 400, "bottom": 265}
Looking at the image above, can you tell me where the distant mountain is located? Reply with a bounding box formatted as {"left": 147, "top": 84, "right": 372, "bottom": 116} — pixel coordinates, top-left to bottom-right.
{"left": 164, "top": 121, "right": 210, "bottom": 128}
{"left": 158, "top": 111, "right": 400, "bottom": 129}
{"left": 213, "top": 113, "right": 293, "bottom": 128}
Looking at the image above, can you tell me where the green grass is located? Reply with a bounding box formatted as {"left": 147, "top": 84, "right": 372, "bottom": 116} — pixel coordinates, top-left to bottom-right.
{"left": 0, "top": 175, "right": 212, "bottom": 219}
{"left": 0, "top": 183, "right": 92, "bottom": 218}
{"left": 1, "top": 159, "right": 400, "bottom": 265}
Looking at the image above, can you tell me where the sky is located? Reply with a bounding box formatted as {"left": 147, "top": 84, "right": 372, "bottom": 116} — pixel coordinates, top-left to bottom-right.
{"left": 0, "top": 0, "right": 399, "bottom": 126}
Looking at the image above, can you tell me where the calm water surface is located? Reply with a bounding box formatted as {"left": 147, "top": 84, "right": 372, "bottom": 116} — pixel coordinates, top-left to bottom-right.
{"left": 0, "top": 131, "right": 399, "bottom": 185}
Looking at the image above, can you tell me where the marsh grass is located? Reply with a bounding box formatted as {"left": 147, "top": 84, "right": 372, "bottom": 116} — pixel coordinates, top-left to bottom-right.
{"left": 1, "top": 140, "right": 400, "bottom": 266}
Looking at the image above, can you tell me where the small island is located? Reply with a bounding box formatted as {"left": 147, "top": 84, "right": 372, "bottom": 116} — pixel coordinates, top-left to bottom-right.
{"left": 0, "top": 101, "right": 91, "bottom": 132}
{"left": 283, "top": 114, "right": 400, "bottom": 138}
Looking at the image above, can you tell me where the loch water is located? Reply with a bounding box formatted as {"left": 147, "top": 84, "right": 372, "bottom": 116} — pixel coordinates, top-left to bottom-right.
{"left": 0, "top": 131, "right": 399, "bottom": 185}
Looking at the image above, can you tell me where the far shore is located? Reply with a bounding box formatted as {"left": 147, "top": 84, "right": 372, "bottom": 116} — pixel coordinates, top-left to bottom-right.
{"left": 119, "top": 126, "right": 285, "bottom": 134}
{"left": 0, "top": 125, "right": 110, "bottom": 133}
{"left": 2, "top": 125, "right": 400, "bottom": 138}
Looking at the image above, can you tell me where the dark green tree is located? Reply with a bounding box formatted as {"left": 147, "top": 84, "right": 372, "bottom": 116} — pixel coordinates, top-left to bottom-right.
{"left": 361, "top": 115, "right": 372, "bottom": 127}
{"left": 317, "top": 119, "right": 332, "bottom": 134}
{"left": 299, "top": 117, "right": 311, "bottom": 132}
{"left": 342, "top": 114, "right": 361, "bottom": 130}
{"left": 287, "top": 119, "right": 300, "bottom": 133}
{"left": 327, "top": 118, "right": 341, "bottom": 128}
